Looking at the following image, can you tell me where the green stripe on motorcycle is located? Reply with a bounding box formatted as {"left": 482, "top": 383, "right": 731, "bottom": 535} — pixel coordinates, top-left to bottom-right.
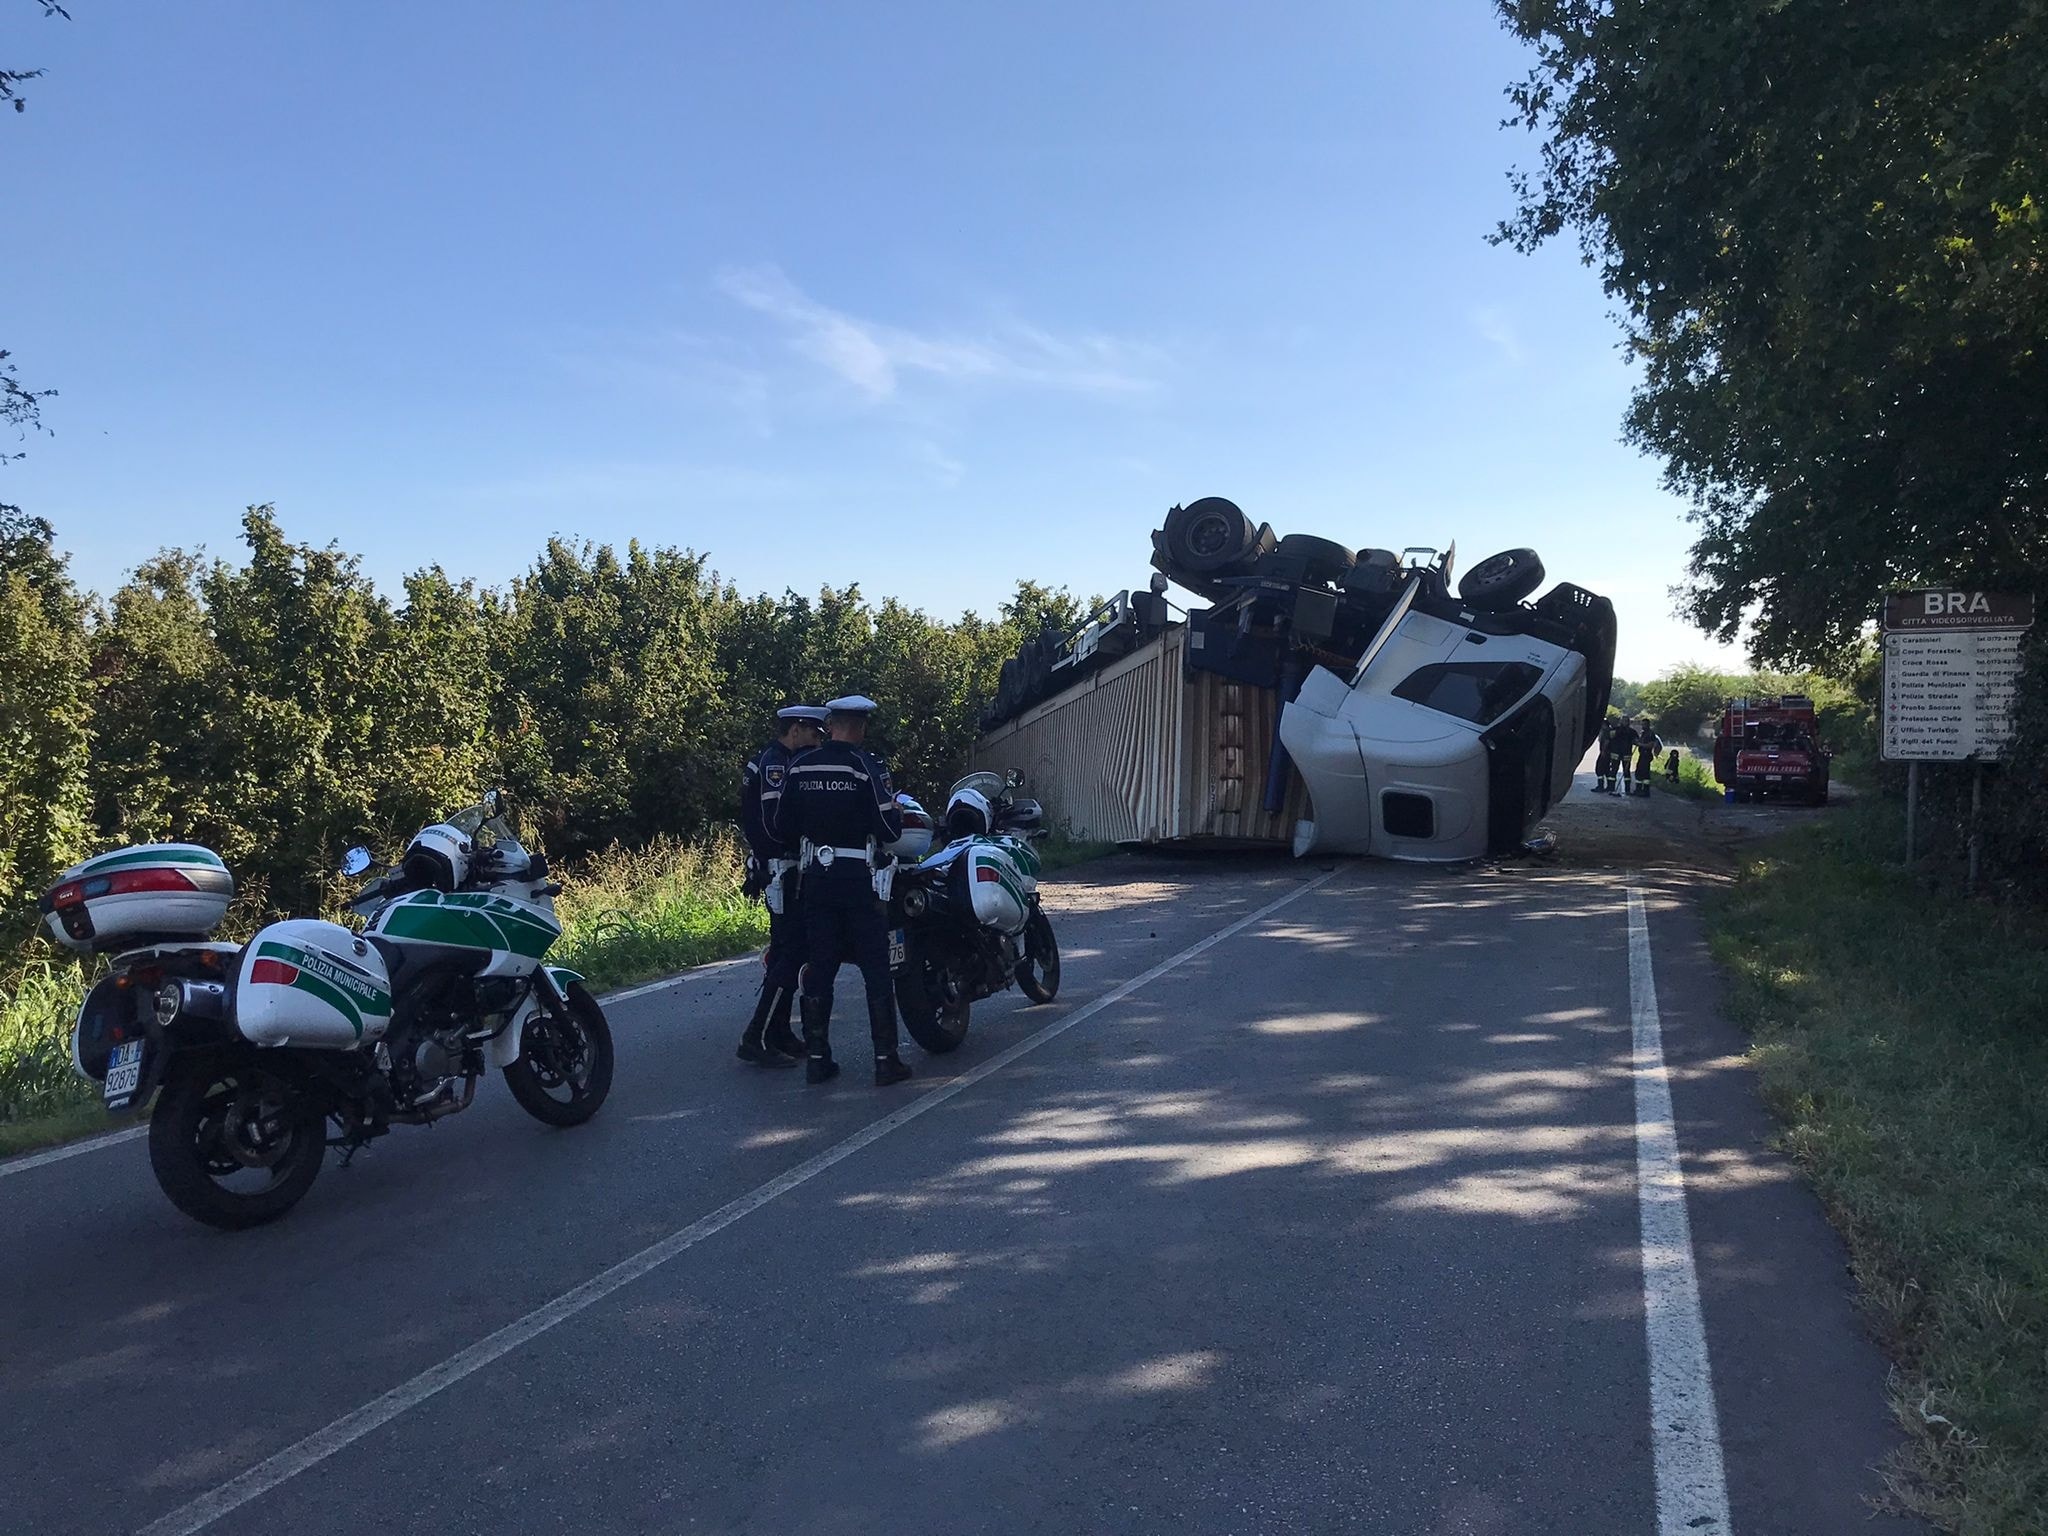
{"left": 77, "top": 846, "right": 227, "bottom": 873}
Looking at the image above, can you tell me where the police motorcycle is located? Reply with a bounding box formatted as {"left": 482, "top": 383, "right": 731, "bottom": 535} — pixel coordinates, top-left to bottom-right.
{"left": 882, "top": 770, "right": 1061, "bottom": 1053}
{"left": 48, "top": 791, "right": 613, "bottom": 1230}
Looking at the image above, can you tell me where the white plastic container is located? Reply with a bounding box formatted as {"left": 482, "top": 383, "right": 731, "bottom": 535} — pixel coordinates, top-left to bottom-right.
{"left": 235, "top": 918, "right": 394, "bottom": 1048}
{"left": 39, "top": 844, "right": 235, "bottom": 953}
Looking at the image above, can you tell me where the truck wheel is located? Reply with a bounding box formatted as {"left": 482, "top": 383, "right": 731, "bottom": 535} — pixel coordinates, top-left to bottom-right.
{"left": 1161, "top": 497, "right": 1257, "bottom": 575}
{"left": 1460, "top": 548, "right": 1546, "bottom": 610}
{"left": 1273, "top": 534, "right": 1356, "bottom": 584}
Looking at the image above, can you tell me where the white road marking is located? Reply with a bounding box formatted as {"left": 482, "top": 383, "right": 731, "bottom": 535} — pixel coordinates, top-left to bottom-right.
{"left": 0, "top": 955, "right": 765, "bottom": 1183}
{"left": 0, "top": 1124, "right": 147, "bottom": 1179}
{"left": 133, "top": 870, "right": 1339, "bottom": 1536}
{"left": 1627, "top": 885, "right": 1733, "bottom": 1535}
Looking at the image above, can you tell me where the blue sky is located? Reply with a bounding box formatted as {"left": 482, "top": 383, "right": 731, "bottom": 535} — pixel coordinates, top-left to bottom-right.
{"left": 5, "top": 0, "right": 1744, "bottom": 680}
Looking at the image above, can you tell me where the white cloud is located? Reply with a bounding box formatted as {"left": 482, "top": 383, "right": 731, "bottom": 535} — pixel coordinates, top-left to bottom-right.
{"left": 1470, "top": 305, "right": 1525, "bottom": 366}
{"left": 716, "top": 266, "right": 1158, "bottom": 402}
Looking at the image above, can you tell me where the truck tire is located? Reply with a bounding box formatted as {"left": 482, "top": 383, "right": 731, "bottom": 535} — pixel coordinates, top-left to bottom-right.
{"left": 1273, "top": 533, "right": 1356, "bottom": 584}
{"left": 1161, "top": 497, "right": 1258, "bottom": 575}
{"left": 1461, "top": 548, "right": 1546, "bottom": 610}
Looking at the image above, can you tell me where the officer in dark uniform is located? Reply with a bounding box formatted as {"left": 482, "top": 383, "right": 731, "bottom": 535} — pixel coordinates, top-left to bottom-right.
{"left": 767, "top": 694, "right": 911, "bottom": 1087}
{"left": 735, "top": 704, "right": 828, "bottom": 1065}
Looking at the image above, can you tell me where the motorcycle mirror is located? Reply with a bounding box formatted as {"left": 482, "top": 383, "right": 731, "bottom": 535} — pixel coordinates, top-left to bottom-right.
{"left": 340, "top": 846, "right": 374, "bottom": 878}
{"left": 1005, "top": 768, "right": 1026, "bottom": 790}
{"left": 482, "top": 787, "right": 502, "bottom": 816}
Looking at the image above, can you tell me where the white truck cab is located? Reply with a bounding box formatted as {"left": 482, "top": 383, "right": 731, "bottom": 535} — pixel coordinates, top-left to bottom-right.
{"left": 1281, "top": 602, "right": 1587, "bottom": 860}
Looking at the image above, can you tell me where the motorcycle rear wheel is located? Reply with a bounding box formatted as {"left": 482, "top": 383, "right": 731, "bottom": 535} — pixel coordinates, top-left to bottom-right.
{"left": 148, "top": 1055, "right": 326, "bottom": 1230}
{"left": 896, "top": 946, "right": 971, "bottom": 1054}
{"left": 1015, "top": 909, "right": 1061, "bottom": 1004}
{"left": 504, "top": 982, "right": 614, "bottom": 1126}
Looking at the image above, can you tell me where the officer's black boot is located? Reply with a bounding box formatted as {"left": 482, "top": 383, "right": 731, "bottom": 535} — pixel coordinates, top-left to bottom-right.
{"left": 801, "top": 995, "right": 839, "bottom": 1084}
{"left": 868, "top": 982, "right": 911, "bottom": 1087}
{"left": 759, "top": 985, "right": 803, "bottom": 1062}
{"left": 735, "top": 985, "right": 796, "bottom": 1067}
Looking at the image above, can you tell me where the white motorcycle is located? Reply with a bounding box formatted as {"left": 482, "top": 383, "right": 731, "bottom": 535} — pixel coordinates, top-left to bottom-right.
{"left": 884, "top": 771, "right": 1061, "bottom": 1053}
{"left": 45, "top": 791, "right": 612, "bottom": 1229}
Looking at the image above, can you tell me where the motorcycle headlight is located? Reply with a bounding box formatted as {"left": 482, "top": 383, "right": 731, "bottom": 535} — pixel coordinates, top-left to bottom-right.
{"left": 153, "top": 982, "right": 182, "bottom": 1028}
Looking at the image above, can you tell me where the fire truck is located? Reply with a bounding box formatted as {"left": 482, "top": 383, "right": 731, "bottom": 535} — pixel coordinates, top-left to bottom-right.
{"left": 1713, "top": 695, "right": 1831, "bottom": 805}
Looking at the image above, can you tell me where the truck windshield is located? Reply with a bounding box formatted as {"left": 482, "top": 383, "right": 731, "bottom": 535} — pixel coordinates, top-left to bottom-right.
{"left": 1392, "top": 662, "right": 1543, "bottom": 725}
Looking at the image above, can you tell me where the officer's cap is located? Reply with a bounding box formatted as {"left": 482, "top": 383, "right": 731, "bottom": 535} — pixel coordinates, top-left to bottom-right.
{"left": 777, "top": 705, "right": 829, "bottom": 724}
{"left": 824, "top": 694, "right": 880, "bottom": 715}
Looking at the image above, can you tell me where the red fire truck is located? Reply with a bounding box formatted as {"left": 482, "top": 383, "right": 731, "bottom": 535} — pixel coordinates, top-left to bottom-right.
{"left": 1713, "top": 695, "right": 1831, "bottom": 805}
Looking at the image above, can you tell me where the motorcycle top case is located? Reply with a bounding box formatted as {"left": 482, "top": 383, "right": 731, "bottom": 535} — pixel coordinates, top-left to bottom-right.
{"left": 38, "top": 843, "right": 235, "bottom": 954}
{"left": 235, "top": 918, "right": 394, "bottom": 1048}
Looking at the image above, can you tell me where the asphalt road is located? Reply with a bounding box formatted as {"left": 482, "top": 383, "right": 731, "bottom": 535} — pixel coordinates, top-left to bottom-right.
{"left": 1, "top": 855, "right": 1923, "bottom": 1536}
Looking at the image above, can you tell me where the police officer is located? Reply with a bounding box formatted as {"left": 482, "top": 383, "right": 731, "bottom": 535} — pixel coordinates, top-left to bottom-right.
{"left": 767, "top": 694, "right": 911, "bottom": 1087}
{"left": 735, "top": 704, "right": 828, "bottom": 1065}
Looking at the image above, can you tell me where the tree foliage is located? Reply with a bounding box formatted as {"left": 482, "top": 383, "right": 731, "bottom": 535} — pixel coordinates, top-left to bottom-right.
{"left": 1497, "top": 0, "right": 2048, "bottom": 664}
{"left": 2, "top": 507, "right": 1082, "bottom": 924}
{"left": 0, "top": 512, "right": 90, "bottom": 911}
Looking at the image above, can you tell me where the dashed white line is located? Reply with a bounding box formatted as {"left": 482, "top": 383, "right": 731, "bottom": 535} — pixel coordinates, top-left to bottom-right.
{"left": 1628, "top": 884, "right": 1733, "bottom": 1535}
{"left": 133, "top": 869, "right": 1340, "bottom": 1536}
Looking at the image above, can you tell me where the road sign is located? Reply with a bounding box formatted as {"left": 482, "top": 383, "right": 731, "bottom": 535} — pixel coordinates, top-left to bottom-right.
{"left": 1880, "top": 590, "right": 2034, "bottom": 763}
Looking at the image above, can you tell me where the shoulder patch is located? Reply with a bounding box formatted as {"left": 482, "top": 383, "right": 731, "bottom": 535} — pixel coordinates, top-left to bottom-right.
{"left": 764, "top": 762, "right": 786, "bottom": 788}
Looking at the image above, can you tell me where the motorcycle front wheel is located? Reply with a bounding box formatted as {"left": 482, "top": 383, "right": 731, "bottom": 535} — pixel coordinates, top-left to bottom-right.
{"left": 503, "top": 981, "right": 614, "bottom": 1127}
{"left": 148, "top": 1054, "right": 327, "bottom": 1230}
{"left": 1015, "top": 908, "right": 1061, "bottom": 1004}
{"left": 895, "top": 943, "right": 971, "bottom": 1054}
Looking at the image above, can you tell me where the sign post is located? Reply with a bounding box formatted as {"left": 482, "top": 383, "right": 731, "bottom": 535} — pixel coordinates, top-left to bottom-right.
{"left": 1880, "top": 590, "right": 2035, "bottom": 879}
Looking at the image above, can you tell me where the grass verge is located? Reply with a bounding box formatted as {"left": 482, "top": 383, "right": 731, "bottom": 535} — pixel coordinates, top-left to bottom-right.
{"left": 1707, "top": 796, "right": 2048, "bottom": 1533}
{"left": 1652, "top": 747, "right": 1722, "bottom": 802}
{"left": 550, "top": 829, "right": 768, "bottom": 992}
{"left": 1036, "top": 835, "right": 1119, "bottom": 874}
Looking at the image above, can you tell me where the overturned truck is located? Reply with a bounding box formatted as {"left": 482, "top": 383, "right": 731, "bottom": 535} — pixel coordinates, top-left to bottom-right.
{"left": 970, "top": 498, "right": 1616, "bottom": 861}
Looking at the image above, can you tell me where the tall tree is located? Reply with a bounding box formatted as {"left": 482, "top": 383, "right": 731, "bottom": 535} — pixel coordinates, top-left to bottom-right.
{"left": 1496, "top": 0, "right": 2048, "bottom": 664}
{"left": 0, "top": 510, "right": 90, "bottom": 914}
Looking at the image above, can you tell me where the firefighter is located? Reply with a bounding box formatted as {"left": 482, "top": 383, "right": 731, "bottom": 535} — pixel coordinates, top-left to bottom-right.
{"left": 1608, "top": 716, "right": 1639, "bottom": 794}
{"left": 1634, "top": 723, "right": 1662, "bottom": 796}
{"left": 1594, "top": 717, "right": 1615, "bottom": 792}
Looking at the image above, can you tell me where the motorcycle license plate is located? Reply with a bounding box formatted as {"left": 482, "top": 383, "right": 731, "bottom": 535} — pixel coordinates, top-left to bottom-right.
{"left": 104, "top": 1040, "right": 144, "bottom": 1102}
{"left": 888, "top": 928, "right": 906, "bottom": 968}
